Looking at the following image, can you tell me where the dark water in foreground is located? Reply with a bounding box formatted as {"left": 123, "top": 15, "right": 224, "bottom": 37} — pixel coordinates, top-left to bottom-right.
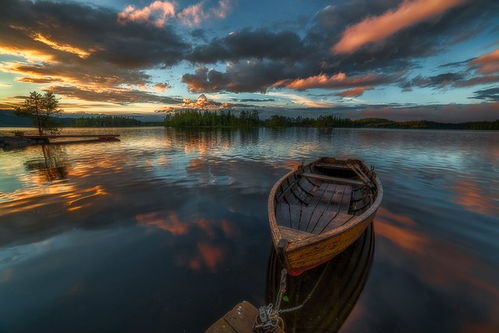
{"left": 0, "top": 127, "right": 498, "bottom": 333}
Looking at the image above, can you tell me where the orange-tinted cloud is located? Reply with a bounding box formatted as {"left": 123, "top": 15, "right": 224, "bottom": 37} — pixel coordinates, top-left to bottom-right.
{"left": 180, "top": 94, "right": 232, "bottom": 109}
{"left": 177, "top": 2, "right": 204, "bottom": 26}
{"left": 33, "top": 33, "right": 91, "bottom": 58}
{"left": 338, "top": 86, "right": 372, "bottom": 97}
{"left": 118, "top": 1, "right": 176, "bottom": 28}
{"left": 0, "top": 45, "right": 55, "bottom": 63}
{"left": 273, "top": 73, "right": 388, "bottom": 91}
{"left": 471, "top": 48, "right": 499, "bottom": 74}
{"left": 332, "top": 0, "right": 466, "bottom": 54}
{"left": 18, "top": 77, "right": 62, "bottom": 84}
{"left": 118, "top": 0, "right": 232, "bottom": 27}
{"left": 153, "top": 82, "right": 170, "bottom": 92}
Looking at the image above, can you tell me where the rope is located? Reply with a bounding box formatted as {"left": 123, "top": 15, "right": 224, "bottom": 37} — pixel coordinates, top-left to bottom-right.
{"left": 278, "top": 261, "right": 329, "bottom": 313}
{"left": 255, "top": 262, "right": 331, "bottom": 332}
{"left": 255, "top": 269, "right": 287, "bottom": 332}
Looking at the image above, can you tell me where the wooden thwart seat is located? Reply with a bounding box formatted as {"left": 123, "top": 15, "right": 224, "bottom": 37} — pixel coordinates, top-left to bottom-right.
{"left": 314, "top": 162, "right": 352, "bottom": 170}
{"left": 301, "top": 172, "right": 364, "bottom": 186}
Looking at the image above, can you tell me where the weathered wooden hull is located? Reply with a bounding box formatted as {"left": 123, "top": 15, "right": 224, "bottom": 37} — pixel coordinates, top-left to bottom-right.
{"left": 266, "top": 223, "right": 375, "bottom": 332}
{"left": 285, "top": 210, "right": 376, "bottom": 276}
{"left": 268, "top": 157, "right": 382, "bottom": 276}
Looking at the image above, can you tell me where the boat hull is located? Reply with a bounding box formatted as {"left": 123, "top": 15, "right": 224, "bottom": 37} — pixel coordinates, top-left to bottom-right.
{"left": 285, "top": 213, "right": 375, "bottom": 276}
{"left": 268, "top": 157, "right": 382, "bottom": 276}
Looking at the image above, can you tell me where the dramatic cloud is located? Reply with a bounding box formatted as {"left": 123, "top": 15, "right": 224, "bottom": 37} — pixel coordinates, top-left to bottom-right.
{"left": 153, "top": 83, "right": 171, "bottom": 92}
{"left": 46, "top": 86, "right": 182, "bottom": 105}
{"left": 273, "top": 72, "right": 398, "bottom": 91}
{"left": 471, "top": 87, "right": 499, "bottom": 101}
{"left": 178, "top": 0, "right": 232, "bottom": 27}
{"left": 156, "top": 94, "right": 235, "bottom": 112}
{"left": 32, "top": 33, "right": 92, "bottom": 59}
{"left": 118, "top": 0, "right": 233, "bottom": 27}
{"left": 405, "top": 72, "right": 466, "bottom": 89}
{"left": 403, "top": 72, "right": 499, "bottom": 90}
{"left": 337, "top": 87, "right": 372, "bottom": 97}
{"left": 332, "top": 0, "right": 467, "bottom": 54}
{"left": 1, "top": 0, "right": 498, "bottom": 122}
{"left": 181, "top": 94, "right": 231, "bottom": 109}
{"left": 0, "top": 0, "right": 187, "bottom": 92}
{"left": 470, "top": 48, "right": 499, "bottom": 74}
{"left": 187, "top": 29, "right": 308, "bottom": 63}
{"left": 118, "top": 1, "right": 176, "bottom": 27}
{"left": 181, "top": 0, "right": 497, "bottom": 94}
{"left": 182, "top": 61, "right": 298, "bottom": 93}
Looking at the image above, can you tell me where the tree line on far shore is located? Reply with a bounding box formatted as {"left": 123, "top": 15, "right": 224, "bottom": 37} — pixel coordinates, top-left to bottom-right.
{"left": 12, "top": 91, "right": 499, "bottom": 131}
{"left": 164, "top": 109, "right": 499, "bottom": 130}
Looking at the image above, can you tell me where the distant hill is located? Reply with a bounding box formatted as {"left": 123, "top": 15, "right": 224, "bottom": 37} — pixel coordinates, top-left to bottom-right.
{"left": 0, "top": 109, "right": 35, "bottom": 127}
{"left": 0, "top": 110, "right": 163, "bottom": 127}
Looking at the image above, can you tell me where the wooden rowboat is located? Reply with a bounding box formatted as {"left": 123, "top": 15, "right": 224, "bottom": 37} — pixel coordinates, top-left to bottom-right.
{"left": 268, "top": 157, "right": 382, "bottom": 276}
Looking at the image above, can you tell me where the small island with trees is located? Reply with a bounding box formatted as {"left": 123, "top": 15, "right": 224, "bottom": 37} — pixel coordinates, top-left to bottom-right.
{"left": 164, "top": 109, "right": 499, "bottom": 130}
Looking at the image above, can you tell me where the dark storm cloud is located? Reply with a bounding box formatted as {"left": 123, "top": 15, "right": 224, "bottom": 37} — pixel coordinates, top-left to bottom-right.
{"left": 182, "top": 62, "right": 304, "bottom": 93}
{"left": 471, "top": 87, "right": 499, "bottom": 101}
{"left": 402, "top": 72, "right": 499, "bottom": 90}
{"left": 182, "top": 0, "right": 498, "bottom": 93}
{"left": 407, "top": 73, "right": 466, "bottom": 88}
{"left": 187, "top": 28, "right": 309, "bottom": 63}
{"left": 190, "top": 29, "right": 208, "bottom": 41}
{"left": 0, "top": 0, "right": 187, "bottom": 91}
{"left": 46, "top": 86, "right": 183, "bottom": 105}
{"left": 6, "top": 62, "right": 150, "bottom": 87}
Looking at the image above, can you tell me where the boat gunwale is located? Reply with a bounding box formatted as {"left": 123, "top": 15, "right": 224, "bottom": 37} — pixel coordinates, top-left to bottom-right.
{"left": 268, "top": 158, "right": 383, "bottom": 252}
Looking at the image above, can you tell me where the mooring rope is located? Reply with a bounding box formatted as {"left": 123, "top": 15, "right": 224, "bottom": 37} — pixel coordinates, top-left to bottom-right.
{"left": 255, "top": 262, "right": 331, "bottom": 332}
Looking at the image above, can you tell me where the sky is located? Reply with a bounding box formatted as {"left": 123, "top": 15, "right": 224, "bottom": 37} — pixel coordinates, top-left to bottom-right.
{"left": 0, "top": 0, "right": 498, "bottom": 122}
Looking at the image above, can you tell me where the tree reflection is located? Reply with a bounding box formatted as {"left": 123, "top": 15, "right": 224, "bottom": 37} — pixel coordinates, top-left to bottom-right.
{"left": 24, "top": 144, "right": 68, "bottom": 182}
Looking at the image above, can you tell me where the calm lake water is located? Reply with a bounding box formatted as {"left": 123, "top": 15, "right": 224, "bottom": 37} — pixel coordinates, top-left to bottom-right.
{"left": 0, "top": 127, "right": 498, "bottom": 333}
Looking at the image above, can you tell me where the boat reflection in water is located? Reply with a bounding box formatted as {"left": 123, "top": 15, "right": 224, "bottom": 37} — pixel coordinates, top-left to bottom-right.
{"left": 265, "top": 223, "right": 374, "bottom": 333}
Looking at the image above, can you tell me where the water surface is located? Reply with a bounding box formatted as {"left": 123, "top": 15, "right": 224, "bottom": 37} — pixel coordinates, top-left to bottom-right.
{"left": 0, "top": 127, "right": 498, "bottom": 332}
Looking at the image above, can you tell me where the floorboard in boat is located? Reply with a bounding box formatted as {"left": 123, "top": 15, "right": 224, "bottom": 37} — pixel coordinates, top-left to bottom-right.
{"left": 321, "top": 186, "right": 354, "bottom": 233}
{"left": 306, "top": 183, "right": 338, "bottom": 233}
{"left": 298, "top": 181, "right": 331, "bottom": 232}
{"left": 312, "top": 185, "right": 353, "bottom": 234}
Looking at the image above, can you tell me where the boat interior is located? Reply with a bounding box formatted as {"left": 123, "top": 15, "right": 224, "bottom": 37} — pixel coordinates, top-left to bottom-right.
{"left": 275, "top": 158, "right": 377, "bottom": 236}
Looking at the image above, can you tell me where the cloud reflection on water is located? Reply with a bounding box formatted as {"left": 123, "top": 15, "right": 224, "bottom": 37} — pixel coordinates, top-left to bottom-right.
{"left": 0, "top": 127, "right": 497, "bottom": 332}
